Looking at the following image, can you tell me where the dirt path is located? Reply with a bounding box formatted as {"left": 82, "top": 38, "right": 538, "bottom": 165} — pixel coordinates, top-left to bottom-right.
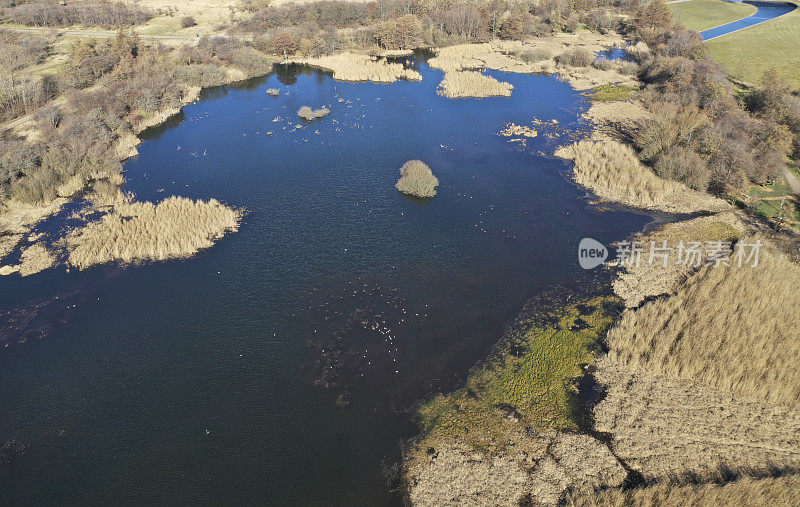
{"left": 4, "top": 26, "right": 198, "bottom": 40}
{"left": 784, "top": 167, "right": 800, "bottom": 195}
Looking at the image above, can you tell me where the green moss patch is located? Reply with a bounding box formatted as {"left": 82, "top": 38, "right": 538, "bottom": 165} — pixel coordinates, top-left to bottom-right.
{"left": 584, "top": 84, "right": 636, "bottom": 102}
{"left": 418, "top": 296, "right": 620, "bottom": 452}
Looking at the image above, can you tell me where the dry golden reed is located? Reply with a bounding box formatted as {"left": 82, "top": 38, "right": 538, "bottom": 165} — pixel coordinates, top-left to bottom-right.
{"left": 296, "top": 53, "right": 422, "bottom": 83}
{"left": 569, "top": 475, "right": 800, "bottom": 507}
{"left": 593, "top": 357, "right": 800, "bottom": 479}
{"left": 18, "top": 243, "right": 55, "bottom": 276}
{"left": 66, "top": 193, "right": 241, "bottom": 269}
{"left": 297, "top": 105, "right": 330, "bottom": 121}
{"left": 607, "top": 241, "right": 800, "bottom": 408}
{"left": 395, "top": 160, "right": 439, "bottom": 198}
{"left": 556, "top": 140, "right": 727, "bottom": 213}
{"left": 437, "top": 70, "right": 512, "bottom": 98}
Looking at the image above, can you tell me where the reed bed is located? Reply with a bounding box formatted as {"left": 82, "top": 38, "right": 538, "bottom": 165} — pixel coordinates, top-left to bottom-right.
{"left": 607, "top": 240, "right": 800, "bottom": 408}
{"left": 297, "top": 106, "right": 330, "bottom": 121}
{"left": 437, "top": 70, "right": 512, "bottom": 98}
{"left": 593, "top": 357, "right": 800, "bottom": 479}
{"left": 296, "top": 53, "right": 421, "bottom": 83}
{"left": 18, "top": 243, "right": 55, "bottom": 276}
{"left": 556, "top": 140, "right": 727, "bottom": 213}
{"left": 612, "top": 214, "right": 743, "bottom": 307}
{"left": 395, "top": 160, "right": 438, "bottom": 198}
{"left": 66, "top": 194, "right": 241, "bottom": 269}
{"left": 570, "top": 475, "right": 800, "bottom": 507}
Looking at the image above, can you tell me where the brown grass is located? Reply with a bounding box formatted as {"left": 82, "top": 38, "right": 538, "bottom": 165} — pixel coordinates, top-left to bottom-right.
{"left": 555, "top": 140, "right": 727, "bottom": 213}
{"left": 395, "top": 160, "right": 438, "bottom": 198}
{"left": 410, "top": 433, "right": 626, "bottom": 506}
{"left": 612, "top": 213, "right": 743, "bottom": 307}
{"left": 607, "top": 239, "right": 800, "bottom": 408}
{"left": 569, "top": 475, "right": 800, "bottom": 507}
{"left": 592, "top": 357, "right": 800, "bottom": 479}
{"left": 66, "top": 192, "right": 241, "bottom": 269}
{"left": 294, "top": 53, "right": 421, "bottom": 83}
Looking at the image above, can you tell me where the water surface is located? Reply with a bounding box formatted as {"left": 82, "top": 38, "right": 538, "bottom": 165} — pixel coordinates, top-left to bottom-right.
{"left": 0, "top": 58, "right": 649, "bottom": 504}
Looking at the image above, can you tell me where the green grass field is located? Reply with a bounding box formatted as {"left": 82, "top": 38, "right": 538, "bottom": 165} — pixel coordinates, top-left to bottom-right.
{"left": 669, "top": 0, "right": 757, "bottom": 31}
{"left": 741, "top": 179, "right": 800, "bottom": 225}
{"left": 687, "top": 0, "right": 800, "bottom": 88}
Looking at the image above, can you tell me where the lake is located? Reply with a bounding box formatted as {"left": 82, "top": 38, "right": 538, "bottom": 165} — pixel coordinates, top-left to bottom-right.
{"left": 0, "top": 56, "right": 649, "bottom": 504}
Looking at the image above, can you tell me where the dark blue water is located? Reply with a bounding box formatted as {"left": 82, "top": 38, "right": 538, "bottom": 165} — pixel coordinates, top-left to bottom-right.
{"left": 0, "top": 59, "right": 649, "bottom": 504}
{"left": 700, "top": 0, "right": 796, "bottom": 40}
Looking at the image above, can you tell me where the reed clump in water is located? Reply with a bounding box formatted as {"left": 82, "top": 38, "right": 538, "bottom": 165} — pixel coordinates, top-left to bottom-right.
{"left": 266, "top": 88, "right": 280, "bottom": 96}
{"left": 296, "top": 53, "right": 422, "bottom": 83}
{"left": 556, "top": 140, "right": 726, "bottom": 213}
{"left": 395, "top": 160, "right": 439, "bottom": 198}
{"left": 297, "top": 105, "right": 330, "bottom": 121}
{"left": 66, "top": 192, "right": 241, "bottom": 269}
{"left": 437, "top": 70, "right": 512, "bottom": 98}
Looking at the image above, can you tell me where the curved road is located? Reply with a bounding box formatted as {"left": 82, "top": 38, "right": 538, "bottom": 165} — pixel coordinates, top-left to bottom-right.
{"left": 700, "top": 0, "right": 797, "bottom": 40}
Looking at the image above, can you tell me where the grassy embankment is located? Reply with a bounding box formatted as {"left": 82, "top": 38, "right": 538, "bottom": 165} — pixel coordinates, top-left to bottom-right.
{"left": 668, "top": 0, "right": 800, "bottom": 87}
{"left": 668, "top": 0, "right": 757, "bottom": 31}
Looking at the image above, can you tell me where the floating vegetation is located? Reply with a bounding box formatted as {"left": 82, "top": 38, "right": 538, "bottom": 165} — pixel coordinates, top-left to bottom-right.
{"left": 499, "top": 123, "right": 538, "bottom": 138}
{"left": 395, "top": 160, "right": 439, "bottom": 198}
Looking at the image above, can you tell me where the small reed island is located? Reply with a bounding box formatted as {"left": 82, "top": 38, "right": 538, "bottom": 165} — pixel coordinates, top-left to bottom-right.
{"left": 297, "top": 105, "right": 330, "bottom": 121}
{"left": 395, "top": 160, "right": 439, "bottom": 198}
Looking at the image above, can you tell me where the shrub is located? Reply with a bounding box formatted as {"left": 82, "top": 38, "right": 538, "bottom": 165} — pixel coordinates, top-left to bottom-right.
{"left": 555, "top": 48, "right": 592, "bottom": 68}
{"left": 395, "top": 160, "right": 439, "bottom": 198}
{"left": 180, "top": 16, "right": 197, "bottom": 28}
{"left": 618, "top": 61, "right": 639, "bottom": 76}
{"left": 297, "top": 105, "right": 330, "bottom": 121}
{"left": 172, "top": 63, "right": 228, "bottom": 87}
{"left": 652, "top": 145, "right": 710, "bottom": 191}
{"left": 515, "top": 47, "right": 552, "bottom": 63}
{"left": 592, "top": 57, "right": 615, "bottom": 71}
